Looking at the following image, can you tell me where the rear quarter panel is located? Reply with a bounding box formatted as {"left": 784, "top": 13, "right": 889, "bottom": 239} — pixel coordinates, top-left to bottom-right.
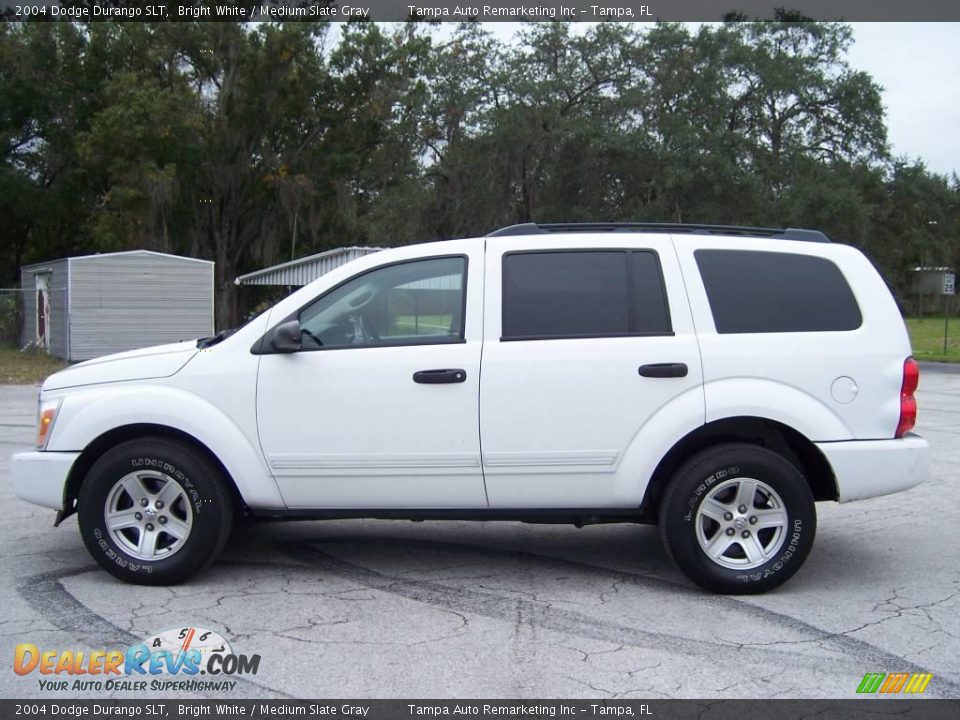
{"left": 674, "top": 237, "right": 910, "bottom": 441}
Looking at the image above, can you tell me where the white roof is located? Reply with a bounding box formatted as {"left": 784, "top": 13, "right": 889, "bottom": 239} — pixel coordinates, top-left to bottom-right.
{"left": 22, "top": 250, "right": 212, "bottom": 271}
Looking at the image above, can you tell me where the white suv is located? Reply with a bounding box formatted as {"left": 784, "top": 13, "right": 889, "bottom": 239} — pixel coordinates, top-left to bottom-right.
{"left": 11, "top": 223, "right": 929, "bottom": 593}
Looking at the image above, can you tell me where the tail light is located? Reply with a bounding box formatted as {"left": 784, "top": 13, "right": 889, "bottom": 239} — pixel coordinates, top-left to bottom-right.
{"left": 895, "top": 357, "right": 919, "bottom": 438}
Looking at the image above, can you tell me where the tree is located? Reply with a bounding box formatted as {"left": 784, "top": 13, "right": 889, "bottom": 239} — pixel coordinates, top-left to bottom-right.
{"left": 1, "top": 17, "right": 956, "bottom": 331}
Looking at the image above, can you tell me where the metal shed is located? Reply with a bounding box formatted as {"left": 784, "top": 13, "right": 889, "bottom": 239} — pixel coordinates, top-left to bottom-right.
{"left": 910, "top": 266, "right": 955, "bottom": 295}
{"left": 20, "top": 251, "right": 214, "bottom": 362}
{"left": 235, "top": 246, "right": 384, "bottom": 287}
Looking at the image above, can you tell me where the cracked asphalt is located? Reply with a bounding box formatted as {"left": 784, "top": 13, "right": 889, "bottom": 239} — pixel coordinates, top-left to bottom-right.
{"left": 1, "top": 368, "right": 958, "bottom": 700}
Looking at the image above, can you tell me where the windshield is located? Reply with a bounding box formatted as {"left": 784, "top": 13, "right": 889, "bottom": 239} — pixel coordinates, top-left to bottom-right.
{"left": 195, "top": 308, "right": 266, "bottom": 349}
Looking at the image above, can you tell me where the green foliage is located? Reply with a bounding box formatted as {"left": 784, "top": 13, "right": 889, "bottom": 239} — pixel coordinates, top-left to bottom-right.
{"left": 0, "top": 293, "right": 21, "bottom": 346}
{"left": 1, "top": 19, "right": 958, "bottom": 328}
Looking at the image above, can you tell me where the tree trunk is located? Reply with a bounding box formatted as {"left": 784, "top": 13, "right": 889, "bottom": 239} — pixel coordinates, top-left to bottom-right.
{"left": 214, "top": 247, "right": 240, "bottom": 330}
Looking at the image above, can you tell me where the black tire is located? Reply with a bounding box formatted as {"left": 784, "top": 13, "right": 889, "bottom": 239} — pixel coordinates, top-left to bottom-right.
{"left": 77, "top": 437, "right": 233, "bottom": 585}
{"left": 659, "top": 443, "right": 816, "bottom": 594}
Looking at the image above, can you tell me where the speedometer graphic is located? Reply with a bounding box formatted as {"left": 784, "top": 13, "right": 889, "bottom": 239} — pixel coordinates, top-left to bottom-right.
{"left": 142, "top": 626, "right": 232, "bottom": 669}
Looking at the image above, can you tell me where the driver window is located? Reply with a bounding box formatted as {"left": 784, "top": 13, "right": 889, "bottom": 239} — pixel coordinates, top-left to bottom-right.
{"left": 298, "top": 256, "right": 467, "bottom": 350}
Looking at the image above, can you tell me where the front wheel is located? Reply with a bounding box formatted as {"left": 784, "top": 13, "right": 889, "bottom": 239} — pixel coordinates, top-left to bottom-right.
{"left": 78, "top": 438, "right": 234, "bottom": 585}
{"left": 659, "top": 443, "right": 816, "bottom": 594}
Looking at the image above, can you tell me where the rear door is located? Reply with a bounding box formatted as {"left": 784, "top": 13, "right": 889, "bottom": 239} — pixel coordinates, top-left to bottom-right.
{"left": 480, "top": 234, "right": 704, "bottom": 507}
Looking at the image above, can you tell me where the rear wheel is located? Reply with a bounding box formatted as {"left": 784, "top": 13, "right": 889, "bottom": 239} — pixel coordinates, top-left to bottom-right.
{"left": 78, "top": 437, "right": 233, "bottom": 585}
{"left": 659, "top": 443, "right": 816, "bottom": 594}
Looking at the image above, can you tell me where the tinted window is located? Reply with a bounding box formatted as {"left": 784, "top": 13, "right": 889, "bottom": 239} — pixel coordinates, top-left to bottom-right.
{"left": 299, "top": 256, "right": 466, "bottom": 349}
{"left": 695, "top": 250, "right": 862, "bottom": 333}
{"left": 502, "top": 250, "right": 671, "bottom": 340}
{"left": 631, "top": 251, "right": 673, "bottom": 336}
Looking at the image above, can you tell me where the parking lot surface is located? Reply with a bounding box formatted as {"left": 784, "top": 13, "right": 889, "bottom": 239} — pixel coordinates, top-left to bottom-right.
{"left": 1, "top": 369, "right": 958, "bottom": 700}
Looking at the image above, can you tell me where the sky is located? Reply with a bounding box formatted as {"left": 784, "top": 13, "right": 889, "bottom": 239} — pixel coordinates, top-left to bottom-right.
{"left": 333, "top": 22, "right": 959, "bottom": 178}
{"left": 845, "top": 23, "right": 959, "bottom": 178}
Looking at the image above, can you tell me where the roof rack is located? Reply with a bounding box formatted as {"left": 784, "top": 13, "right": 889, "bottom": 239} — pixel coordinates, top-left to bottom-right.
{"left": 486, "top": 222, "right": 830, "bottom": 243}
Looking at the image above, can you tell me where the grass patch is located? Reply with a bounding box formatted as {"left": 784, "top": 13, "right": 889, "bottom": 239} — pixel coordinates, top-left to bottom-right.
{"left": 390, "top": 314, "right": 455, "bottom": 336}
{"left": 906, "top": 317, "right": 960, "bottom": 363}
{"left": 0, "top": 345, "right": 67, "bottom": 384}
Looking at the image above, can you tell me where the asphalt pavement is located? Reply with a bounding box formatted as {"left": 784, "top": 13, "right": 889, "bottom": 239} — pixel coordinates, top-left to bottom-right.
{"left": 1, "top": 370, "right": 958, "bottom": 700}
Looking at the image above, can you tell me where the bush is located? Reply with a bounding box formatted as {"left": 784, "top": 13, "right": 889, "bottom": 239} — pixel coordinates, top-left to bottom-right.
{"left": 0, "top": 292, "right": 23, "bottom": 347}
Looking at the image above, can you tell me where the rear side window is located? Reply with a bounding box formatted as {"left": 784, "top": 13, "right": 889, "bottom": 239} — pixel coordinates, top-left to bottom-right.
{"left": 501, "top": 250, "right": 672, "bottom": 340}
{"left": 695, "top": 250, "right": 862, "bottom": 333}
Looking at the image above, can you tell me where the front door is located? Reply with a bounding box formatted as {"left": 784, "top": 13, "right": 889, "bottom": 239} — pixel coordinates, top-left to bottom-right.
{"left": 256, "top": 245, "right": 486, "bottom": 509}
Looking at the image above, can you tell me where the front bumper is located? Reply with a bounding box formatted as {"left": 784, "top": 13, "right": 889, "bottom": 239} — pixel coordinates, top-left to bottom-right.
{"left": 11, "top": 451, "right": 81, "bottom": 511}
{"left": 816, "top": 434, "right": 929, "bottom": 503}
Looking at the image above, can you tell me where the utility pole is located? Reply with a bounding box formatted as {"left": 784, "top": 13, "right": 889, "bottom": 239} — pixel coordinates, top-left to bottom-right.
{"left": 291, "top": 211, "right": 298, "bottom": 261}
{"left": 944, "top": 271, "right": 956, "bottom": 355}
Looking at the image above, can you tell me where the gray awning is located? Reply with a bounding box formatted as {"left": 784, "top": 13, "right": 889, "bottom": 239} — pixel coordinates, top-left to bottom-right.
{"left": 235, "top": 247, "right": 384, "bottom": 286}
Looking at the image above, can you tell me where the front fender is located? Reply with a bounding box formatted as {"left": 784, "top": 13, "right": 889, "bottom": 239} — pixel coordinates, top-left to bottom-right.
{"left": 47, "top": 384, "right": 285, "bottom": 509}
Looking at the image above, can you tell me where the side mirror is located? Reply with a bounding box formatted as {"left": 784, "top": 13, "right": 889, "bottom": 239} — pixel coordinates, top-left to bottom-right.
{"left": 268, "top": 320, "right": 302, "bottom": 354}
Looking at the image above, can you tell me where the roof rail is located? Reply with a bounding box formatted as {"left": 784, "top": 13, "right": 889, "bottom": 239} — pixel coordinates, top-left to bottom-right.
{"left": 486, "top": 222, "right": 830, "bottom": 243}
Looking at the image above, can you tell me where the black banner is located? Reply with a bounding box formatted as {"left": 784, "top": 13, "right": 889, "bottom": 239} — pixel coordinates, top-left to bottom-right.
{"left": 2, "top": 700, "right": 960, "bottom": 720}
{"left": 2, "top": 0, "right": 960, "bottom": 22}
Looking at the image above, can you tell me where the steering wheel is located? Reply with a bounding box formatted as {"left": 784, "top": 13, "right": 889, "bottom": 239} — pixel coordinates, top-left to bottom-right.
{"left": 359, "top": 313, "right": 381, "bottom": 344}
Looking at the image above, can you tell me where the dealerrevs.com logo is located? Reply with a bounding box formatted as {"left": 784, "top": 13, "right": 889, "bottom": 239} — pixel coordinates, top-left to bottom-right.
{"left": 13, "top": 626, "right": 260, "bottom": 693}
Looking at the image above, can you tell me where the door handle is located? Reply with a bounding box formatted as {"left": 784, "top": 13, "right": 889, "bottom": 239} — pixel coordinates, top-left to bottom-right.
{"left": 639, "top": 363, "right": 688, "bottom": 378}
{"left": 413, "top": 369, "right": 467, "bottom": 384}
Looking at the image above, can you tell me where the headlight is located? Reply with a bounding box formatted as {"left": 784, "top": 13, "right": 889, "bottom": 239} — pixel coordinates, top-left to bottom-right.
{"left": 37, "top": 397, "right": 62, "bottom": 450}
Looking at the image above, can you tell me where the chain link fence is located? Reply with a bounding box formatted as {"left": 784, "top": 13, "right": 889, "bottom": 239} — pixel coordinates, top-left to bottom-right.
{"left": 0, "top": 289, "right": 24, "bottom": 348}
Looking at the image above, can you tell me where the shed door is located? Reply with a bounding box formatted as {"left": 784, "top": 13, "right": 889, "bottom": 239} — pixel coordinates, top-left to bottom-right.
{"left": 35, "top": 273, "right": 51, "bottom": 350}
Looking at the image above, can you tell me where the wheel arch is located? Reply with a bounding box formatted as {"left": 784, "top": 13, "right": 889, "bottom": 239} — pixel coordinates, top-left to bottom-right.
{"left": 60, "top": 424, "right": 247, "bottom": 524}
{"left": 640, "top": 416, "right": 837, "bottom": 520}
